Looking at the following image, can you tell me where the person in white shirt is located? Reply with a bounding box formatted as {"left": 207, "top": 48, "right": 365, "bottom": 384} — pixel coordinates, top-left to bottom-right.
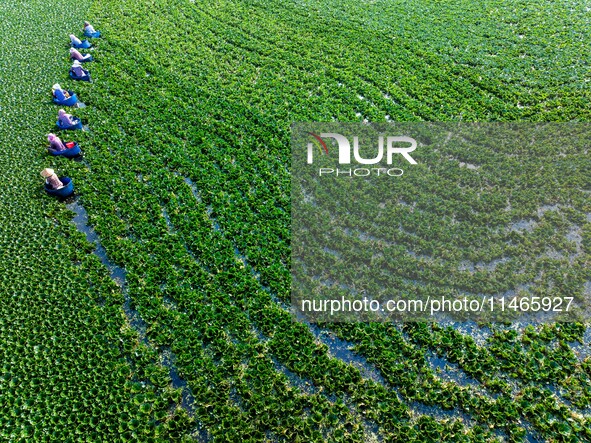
{"left": 70, "top": 34, "right": 82, "bottom": 46}
{"left": 83, "top": 21, "right": 101, "bottom": 38}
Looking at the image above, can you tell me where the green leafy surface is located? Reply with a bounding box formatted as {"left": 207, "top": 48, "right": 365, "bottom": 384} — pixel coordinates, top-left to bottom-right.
{"left": 0, "top": 1, "right": 192, "bottom": 441}
{"left": 2, "top": 0, "right": 591, "bottom": 441}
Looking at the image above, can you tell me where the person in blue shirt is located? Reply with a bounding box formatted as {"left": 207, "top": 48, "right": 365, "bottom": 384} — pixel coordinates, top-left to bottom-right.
{"left": 52, "top": 84, "right": 71, "bottom": 102}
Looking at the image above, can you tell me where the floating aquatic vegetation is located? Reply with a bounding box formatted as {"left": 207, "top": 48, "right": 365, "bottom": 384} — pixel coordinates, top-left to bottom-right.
{"left": 3, "top": 0, "right": 591, "bottom": 440}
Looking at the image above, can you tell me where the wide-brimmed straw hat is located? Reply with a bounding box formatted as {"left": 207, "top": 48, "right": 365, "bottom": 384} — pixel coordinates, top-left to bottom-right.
{"left": 41, "top": 168, "right": 55, "bottom": 178}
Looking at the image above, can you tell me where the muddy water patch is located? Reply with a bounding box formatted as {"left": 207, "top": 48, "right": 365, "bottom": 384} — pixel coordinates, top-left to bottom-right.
{"left": 508, "top": 218, "right": 536, "bottom": 233}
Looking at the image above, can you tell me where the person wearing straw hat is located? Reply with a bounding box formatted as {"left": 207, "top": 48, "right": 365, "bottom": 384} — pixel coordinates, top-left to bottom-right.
{"left": 69, "top": 48, "right": 92, "bottom": 62}
{"left": 58, "top": 109, "right": 76, "bottom": 127}
{"left": 47, "top": 134, "right": 66, "bottom": 152}
{"left": 41, "top": 168, "right": 64, "bottom": 190}
{"left": 52, "top": 84, "right": 70, "bottom": 102}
